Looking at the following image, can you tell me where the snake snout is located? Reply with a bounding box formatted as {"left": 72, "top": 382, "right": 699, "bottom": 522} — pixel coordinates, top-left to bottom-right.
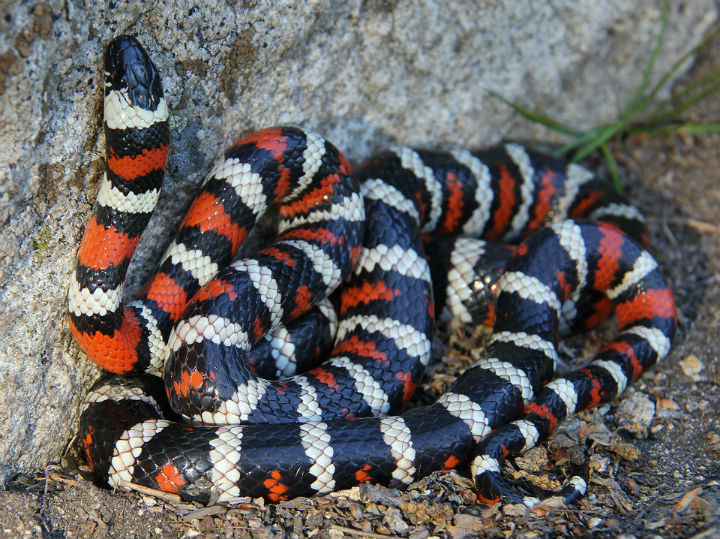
{"left": 104, "top": 34, "right": 163, "bottom": 110}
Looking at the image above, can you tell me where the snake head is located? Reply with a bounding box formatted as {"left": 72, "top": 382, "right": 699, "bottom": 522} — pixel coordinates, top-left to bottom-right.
{"left": 104, "top": 35, "right": 164, "bottom": 111}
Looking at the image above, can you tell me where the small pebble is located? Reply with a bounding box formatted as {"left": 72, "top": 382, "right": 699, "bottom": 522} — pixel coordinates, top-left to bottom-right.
{"left": 658, "top": 398, "right": 678, "bottom": 410}
{"left": 679, "top": 355, "right": 704, "bottom": 378}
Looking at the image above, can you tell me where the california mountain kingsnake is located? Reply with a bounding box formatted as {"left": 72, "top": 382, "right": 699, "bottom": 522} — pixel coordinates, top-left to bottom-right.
{"left": 70, "top": 35, "right": 676, "bottom": 506}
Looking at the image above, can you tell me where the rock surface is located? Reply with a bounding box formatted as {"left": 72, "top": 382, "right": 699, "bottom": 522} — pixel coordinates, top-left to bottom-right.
{"left": 0, "top": 1, "right": 715, "bottom": 479}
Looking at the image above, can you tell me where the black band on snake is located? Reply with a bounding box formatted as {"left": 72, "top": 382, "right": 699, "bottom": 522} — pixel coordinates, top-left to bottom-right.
{"left": 70, "top": 35, "right": 676, "bottom": 505}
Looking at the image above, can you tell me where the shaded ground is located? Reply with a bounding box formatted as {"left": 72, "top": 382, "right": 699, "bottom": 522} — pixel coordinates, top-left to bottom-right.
{"left": 2, "top": 27, "right": 719, "bottom": 539}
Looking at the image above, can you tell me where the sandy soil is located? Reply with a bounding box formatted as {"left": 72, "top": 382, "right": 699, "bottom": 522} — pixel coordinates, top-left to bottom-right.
{"left": 1, "top": 27, "right": 719, "bottom": 539}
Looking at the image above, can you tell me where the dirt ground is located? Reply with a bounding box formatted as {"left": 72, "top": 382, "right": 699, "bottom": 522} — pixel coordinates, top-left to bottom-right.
{"left": 2, "top": 28, "right": 719, "bottom": 539}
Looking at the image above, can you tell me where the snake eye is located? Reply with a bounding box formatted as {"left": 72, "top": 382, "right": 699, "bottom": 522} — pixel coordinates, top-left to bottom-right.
{"left": 131, "top": 61, "right": 148, "bottom": 85}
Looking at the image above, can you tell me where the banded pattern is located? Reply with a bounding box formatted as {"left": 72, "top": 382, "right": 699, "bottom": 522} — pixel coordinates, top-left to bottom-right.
{"left": 75, "top": 36, "right": 675, "bottom": 506}
{"left": 69, "top": 36, "right": 170, "bottom": 375}
{"left": 247, "top": 298, "right": 338, "bottom": 379}
{"left": 424, "top": 236, "right": 515, "bottom": 329}
{"left": 471, "top": 222, "right": 676, "bottom": 506}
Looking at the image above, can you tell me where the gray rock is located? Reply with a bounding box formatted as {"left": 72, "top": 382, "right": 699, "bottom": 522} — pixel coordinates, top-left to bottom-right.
{"left": 616, "top": 389, "right": 656, "bottom": 437}
{"left": 0, "top": 0, "right": 715, "bottom": 479}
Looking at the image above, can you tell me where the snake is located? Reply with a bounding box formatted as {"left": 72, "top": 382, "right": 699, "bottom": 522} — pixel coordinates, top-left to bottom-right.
{"left": 70, "top": 35, "right": 676, "bottom": 506}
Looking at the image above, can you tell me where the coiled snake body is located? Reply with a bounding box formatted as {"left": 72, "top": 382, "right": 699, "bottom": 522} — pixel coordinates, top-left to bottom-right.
{"left": 71, "top": 36, "right": 676, "bottom": 505}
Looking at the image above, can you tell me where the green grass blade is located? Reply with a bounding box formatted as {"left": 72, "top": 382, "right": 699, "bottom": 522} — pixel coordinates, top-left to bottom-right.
{"left": 627, "top": 122, "right": 720, "bottom": 135}
{"left": 644, "top": 72, "right": 720, "bottom": 120}
{"left": 634, "top": 23, "right": 720, "bottom": 114}
{"left": 676, "top": 123, "right": 720, "bottom": 134}
{"left": 552, "top": 127, "right": 604, "bottom": 157}
{"left": 487, "top": 3, "right": 719, "bottom": 180}
{"left": 486, "top": 90, "right": 582, "bottom": 137}
{"left": 624, "top": 0, "right": 669, "bottom": 116}
{"left": 572, "top": 121, "right": 626, "bottom": 161}
{"left": 642, "top": 76, "right": 720, "bottom": 125}
{"left": 600, "top": 143, "right": 624, "bottom": 195}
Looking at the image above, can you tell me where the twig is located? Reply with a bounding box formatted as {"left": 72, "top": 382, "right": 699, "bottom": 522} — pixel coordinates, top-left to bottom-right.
{"left": 684, "top": 218, "right": 720, "bottom": 235}
{"left": 47, "top": 473, "right": 82, "bottom": 487}
{"left": 330, "top": 525, "right": 396, "bottom": 538}
{"left": 647, "top": 216, "right": 720, "bottom": 235}
{"left": 117, "top": 480, "right": 183, "bottom": 504}
{"left": 181, "top": 505, "right": 227, "bottom": 521}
